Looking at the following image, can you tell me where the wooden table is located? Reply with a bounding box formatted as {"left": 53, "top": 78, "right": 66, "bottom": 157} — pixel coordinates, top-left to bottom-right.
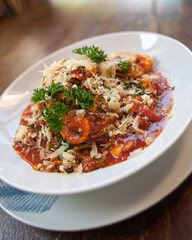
{"left": 0, "top": 0, "right": 192, "bottom": 239}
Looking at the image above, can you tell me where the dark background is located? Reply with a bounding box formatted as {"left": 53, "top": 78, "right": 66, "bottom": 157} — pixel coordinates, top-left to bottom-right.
{"left": 0, "top": 0, "right": 192, "bottom": 239}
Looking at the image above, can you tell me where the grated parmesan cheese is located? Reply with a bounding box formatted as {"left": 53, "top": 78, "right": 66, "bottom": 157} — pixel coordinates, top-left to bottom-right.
{"left": 99, "top": 59, "right": 117, "bottom": 78}
{"left": 41, "top": 126, "right": 52, "bottom": 143}
{"left": 76, "top": 109, "right": 86, "bottom": 116}
{"left": 45, "top": 145, "right": 68, "bottom": 159}
{"left": 75, "top": 163, "right": 83, "bottom": 175}
{"left": 90, "top": 142, "right": 98, "bottom": 158}
{"left": 62, "top": 151, "right": 76, "bottom": 161}
{"left": 129, "top": 148, "right": 143, "bottom": 158}
{"left": 15, "top": 126, "right": 28, "bottom": 142}
{"left": 63, "top": 58, "right": 96, "bottom": 72}
{"left": 141, "top": 94, "right": 153, "bottom": 107}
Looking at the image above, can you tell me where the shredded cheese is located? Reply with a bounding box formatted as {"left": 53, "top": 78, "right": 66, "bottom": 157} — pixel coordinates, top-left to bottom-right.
{"left": 15, "top": 126, "right": 28, "bottom": 142}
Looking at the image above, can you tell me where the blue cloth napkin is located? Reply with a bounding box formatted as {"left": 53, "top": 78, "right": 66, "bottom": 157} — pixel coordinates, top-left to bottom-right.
{"left": 0, "top": 180, "right": 58, "bottom": 213}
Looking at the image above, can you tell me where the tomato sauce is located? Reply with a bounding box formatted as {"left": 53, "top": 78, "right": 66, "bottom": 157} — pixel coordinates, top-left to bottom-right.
{"left": 13, "top": 52, "right": 174, "bottom": 174}
{"left": 14, "top": 141, "right": 42, "bottom": 166}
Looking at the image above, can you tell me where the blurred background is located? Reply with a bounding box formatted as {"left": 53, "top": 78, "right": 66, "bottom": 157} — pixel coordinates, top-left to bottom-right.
{"left": 0, "top": 0, "right": 191, "bottom": 94}
{"left": 1, "top": 0, "right": 192, "bottom": 239}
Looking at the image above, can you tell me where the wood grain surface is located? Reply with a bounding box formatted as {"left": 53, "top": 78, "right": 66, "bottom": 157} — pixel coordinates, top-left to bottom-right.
{"left": 0, "top": 0, "right": 192, "bottom": 239}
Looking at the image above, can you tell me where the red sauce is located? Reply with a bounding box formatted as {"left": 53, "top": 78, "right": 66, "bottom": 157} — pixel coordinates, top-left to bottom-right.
{"left": 14, "top": 141, "right": 42, "bottom": 166}
{"left": 13, "top": 60, "right": 174, "bottom": 173}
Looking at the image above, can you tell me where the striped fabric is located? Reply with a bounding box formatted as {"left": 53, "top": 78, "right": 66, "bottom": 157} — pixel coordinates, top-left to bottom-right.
{"left": 0, "top": 180, "right": 58, "bottom": 213}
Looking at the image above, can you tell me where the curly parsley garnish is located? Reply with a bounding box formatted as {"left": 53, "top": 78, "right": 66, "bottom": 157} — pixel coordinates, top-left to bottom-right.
{"left": 44, "top": 102, "right": 68, "bottom": 132}
{"left": 46, "top": 82, "right": 65, "bottom": 99}
{"left": 72, "top": 45, "right": 107, "bottom": 64}
{"left": 31, "top": 83, "right": 94, "bottom": 132}
{"left": 32, "top": 83, "right": 64, "bottom": 102}
{"left": 118, "top": 60, "right": 132, "bottom": 73}
{"left": 64, "top": 87, "right": 94, "bottom": 110}
{"left": 31, "top": 88, "right": 46, "bottom": 103}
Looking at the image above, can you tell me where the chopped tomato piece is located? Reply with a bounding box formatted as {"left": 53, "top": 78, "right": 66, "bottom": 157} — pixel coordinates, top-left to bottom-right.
{"left": 142, "top": 108, "right": 162, "bottom": 122}
{"left": 130, "top": 100, "right": 162, "bottom": 122}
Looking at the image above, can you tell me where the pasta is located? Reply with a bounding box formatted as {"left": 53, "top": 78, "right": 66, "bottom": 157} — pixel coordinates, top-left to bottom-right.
{"left": 13, "top": 46, "right": 174, "bottom": 174}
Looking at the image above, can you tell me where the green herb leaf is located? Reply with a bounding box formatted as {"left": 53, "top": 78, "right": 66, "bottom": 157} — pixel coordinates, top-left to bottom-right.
{"left": 118, "top": 60, "right": 132, "bottom": 73}
{"left": 32, "top": 83, "right": 64, "bottom": 103}
{"left": 99, "top": 108, "right": 106, "bottom": 113}
{"left": 105, "top": 128, "right": 109, "bottom": 135}
{"left": 72, "top": 45, "right": 107, "bottom": 64}
{"left": 132, "top": 91, "right": 145, "bottom": 97}
{"left": 44, "top": 102, "right": 68, "bottom": 132}
{"left": 171, "top": 86, "right": 175, "bottom": 91}
{"left": 64, "top": 87, "right": 94, "bottom": 110}
{"left": 124, "top": 82, "right": 133, "bottom": 88}
{"left": 46, "top": 83, "right": 64, "bottom": 99}
{"left": 93, "top": 165, "right": 99, "bottom": 170}
{"left": 31, "top": 88, "right": 46, "bottom": 103}
{"left": 73, "top": 131, "right": 81, "bottom": 135}
{"left": 31, "top": 83, "right": 94, "bottom": 133}
{"left": 94, "top": 115, "right": 100, "bottom": 120}
{"left": 124, "top": 82, "right": 142, "bottom": 89}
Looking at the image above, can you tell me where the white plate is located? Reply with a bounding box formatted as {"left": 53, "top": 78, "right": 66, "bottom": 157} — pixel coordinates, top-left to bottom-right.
{"left": 0, "top": 32, "right": 192, "bottom": 195}
{"left": 1, "top": 123, "right": 192, "bottom": 231}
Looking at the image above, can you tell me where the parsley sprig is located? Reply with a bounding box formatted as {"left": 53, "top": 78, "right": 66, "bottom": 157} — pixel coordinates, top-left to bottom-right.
{"left": 32, "top": 83, "right": 64, "bottom": 103}
{"left": 72, "top": 45, "right": 107, "bottom": 64}
{"left": 64, "top": 87, "right": 94, "bottom": 110}
{"left": 44, "top": 102, "right": 68, "bottom": 132}
{"left": 118, "top": 60, "right": 132, "bottom": 73}
{"left": 46, "top": 83, "right": 64, "bottom": 99}
{"left": 31, "top": 83, "right": 94, "bottom": 132}
{"left": 31, "top": 88, "right": 46, "bottom": 102}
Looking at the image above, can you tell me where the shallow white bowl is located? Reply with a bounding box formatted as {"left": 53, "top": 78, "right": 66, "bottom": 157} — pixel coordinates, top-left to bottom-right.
{"left": 0, "top": 32, "right": 192, "bottom": 195}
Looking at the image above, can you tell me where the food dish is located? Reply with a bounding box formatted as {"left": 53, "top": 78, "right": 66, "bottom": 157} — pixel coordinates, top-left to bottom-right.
{"left": 0, "top": 32, "right": 192, "bottom": 194}
{"left": 13, "top": 46, "right": 173, "bottom": 174}
{"left": 1, "top": 122, "right": 192, "bottom": 231}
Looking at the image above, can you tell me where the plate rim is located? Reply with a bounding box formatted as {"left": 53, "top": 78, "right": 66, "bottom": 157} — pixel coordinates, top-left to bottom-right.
{"left": 0, "top": 123, "right": 192, "bottom": 231}
{"left": 2, "top": 30, "right": 192, "bottom": 99}
{"left": 0, "top": 31, "right": 192, "bottom": 195}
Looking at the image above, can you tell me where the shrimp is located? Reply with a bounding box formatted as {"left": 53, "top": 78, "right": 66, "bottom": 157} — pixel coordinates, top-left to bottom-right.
{"left": 135, "top": 54, "right": 153, "bottom": 73}
{"left": 61, "top": 115, "right": 90, "bottom": 144}
{"left": 116, "top": 64, "right": 144, "bottom": 78}
{"left": 114, "top": 52, "right": 153, "bottom": 78}
{"left": 110, "top": 140, "right": 134, "bottom": 157}
{"left": 110, "top": 145, "right": 123, "bottom": 157}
